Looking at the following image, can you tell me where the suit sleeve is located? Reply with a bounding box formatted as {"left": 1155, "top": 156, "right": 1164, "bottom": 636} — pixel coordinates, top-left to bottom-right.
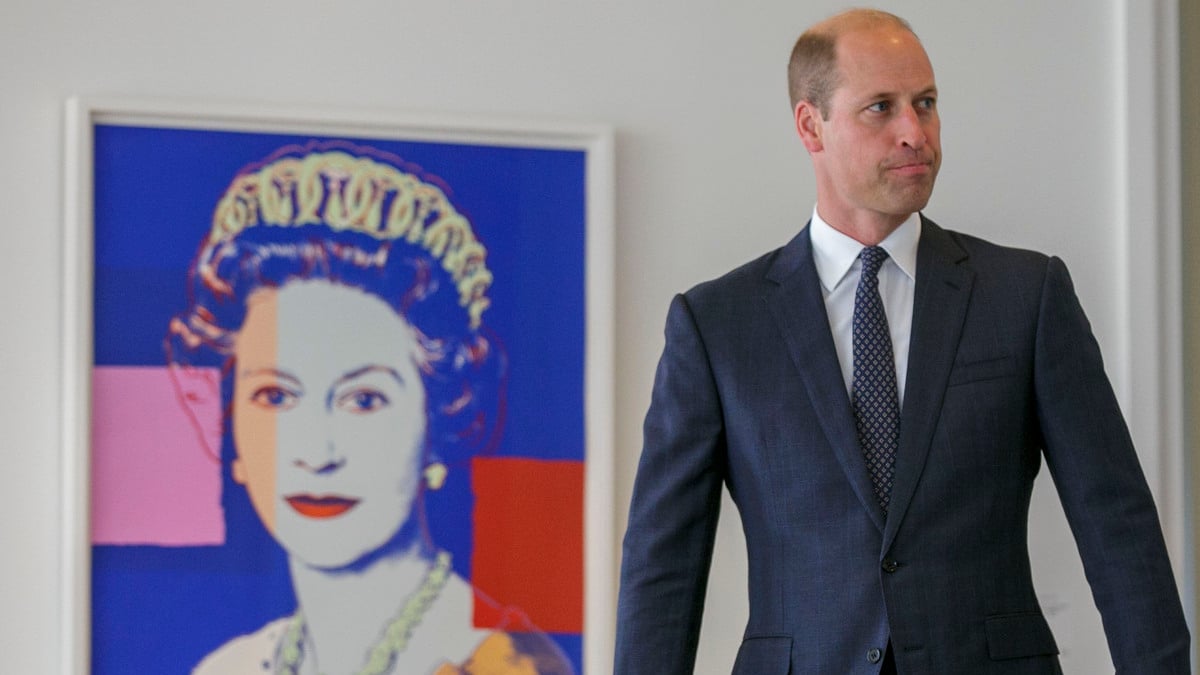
{"left": 614, "top": 293, "right": 727, "bottom": 675}
{"left": 1033, "top": 256, "right": 1190, "bottom": 673}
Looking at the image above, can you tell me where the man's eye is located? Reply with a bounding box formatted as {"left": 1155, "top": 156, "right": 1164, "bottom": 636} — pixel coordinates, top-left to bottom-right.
{"left": 919, "top": 97, "right": 937, "bottom": 110}
{"left": 250, "top": 386, "right": 299, "bottom": 410}
{"left": 336, "top": 389, "right": 391, "bottom": 414}
{"left": 867, "top": 101, "right": 890, "bottom": 113}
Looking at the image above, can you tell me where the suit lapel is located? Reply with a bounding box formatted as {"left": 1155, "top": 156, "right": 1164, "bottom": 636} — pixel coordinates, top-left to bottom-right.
{"left": 882, "top": 218, "right": 973, "bottom": 550}
{"left": 765, "top": 225, "right": 887, "bottom": 533}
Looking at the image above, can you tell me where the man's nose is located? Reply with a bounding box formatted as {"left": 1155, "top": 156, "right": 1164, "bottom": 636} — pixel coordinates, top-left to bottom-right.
{"left": 895, "top": 106, "right": 927, "bottom": 149}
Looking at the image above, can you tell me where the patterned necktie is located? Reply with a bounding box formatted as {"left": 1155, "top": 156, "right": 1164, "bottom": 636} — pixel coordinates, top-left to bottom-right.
{"left": 852, "top": 246, "right": 899, "bottom": 514}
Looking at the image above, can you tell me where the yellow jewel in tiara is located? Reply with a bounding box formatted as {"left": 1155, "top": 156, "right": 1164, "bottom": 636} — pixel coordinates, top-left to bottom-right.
{"left": 206, "top": 145, "right": 493, "bottom": 329}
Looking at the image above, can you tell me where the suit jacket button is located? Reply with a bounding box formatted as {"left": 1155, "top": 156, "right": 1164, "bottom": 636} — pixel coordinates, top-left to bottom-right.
{"left": 867, "top": 647, "right": 883, "bottom": 663}
{"left": 882, "top": 559, "right": 900, "bottom": 573}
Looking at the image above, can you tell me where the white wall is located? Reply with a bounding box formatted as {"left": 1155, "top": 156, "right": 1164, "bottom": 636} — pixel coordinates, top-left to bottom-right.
{"left": 1186, "top": 0, "right": 1200, "bottom": 658}
{"left": 0, "top": 0, "right": 1185, "bottom": 672}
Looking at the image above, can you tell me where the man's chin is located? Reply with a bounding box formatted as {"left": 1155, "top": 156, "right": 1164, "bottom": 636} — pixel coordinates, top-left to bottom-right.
{"left": 885, "top": 184, "right": 936, "bottom": 215}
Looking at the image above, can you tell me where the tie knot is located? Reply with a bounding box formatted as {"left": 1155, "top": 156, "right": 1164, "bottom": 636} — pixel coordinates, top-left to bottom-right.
{"left": 860, "top": 246, "right": 889, "bottom": 279}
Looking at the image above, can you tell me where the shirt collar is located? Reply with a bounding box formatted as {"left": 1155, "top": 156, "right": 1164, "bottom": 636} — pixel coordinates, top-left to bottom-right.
{"left": 809, "top": 206, "right": 921, "bottom": 293}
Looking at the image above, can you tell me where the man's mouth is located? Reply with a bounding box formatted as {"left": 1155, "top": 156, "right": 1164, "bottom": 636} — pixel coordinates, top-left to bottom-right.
{"left": 886, "top": 161, "right": 932, "bottom": 176}
{"left": 284, "top": 494, "right": 360, "bottom": 519}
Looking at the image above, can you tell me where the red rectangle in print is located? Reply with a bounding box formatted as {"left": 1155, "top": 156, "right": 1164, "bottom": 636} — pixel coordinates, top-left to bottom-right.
{"left": 471, "top": 457, "right": 584, "bottom": 634}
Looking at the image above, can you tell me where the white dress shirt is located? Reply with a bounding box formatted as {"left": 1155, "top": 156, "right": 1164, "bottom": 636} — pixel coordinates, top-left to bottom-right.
{"left": 808, "top": 207, "right": 920, "bottom": 408}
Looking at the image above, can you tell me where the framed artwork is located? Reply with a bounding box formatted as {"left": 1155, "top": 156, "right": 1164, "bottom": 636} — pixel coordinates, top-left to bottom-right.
{"left": 61, "top": 98, "right": 614, "bottom": 675}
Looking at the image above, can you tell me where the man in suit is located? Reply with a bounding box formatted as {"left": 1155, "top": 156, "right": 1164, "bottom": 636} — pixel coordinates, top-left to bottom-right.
{"left": 615, "top": 8, "right": 1190, "bottom": 674}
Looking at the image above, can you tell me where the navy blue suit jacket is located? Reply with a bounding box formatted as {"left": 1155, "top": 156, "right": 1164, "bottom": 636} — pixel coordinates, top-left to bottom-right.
{"left": 615, "top": 219, "right": 1189, "bottom": 674}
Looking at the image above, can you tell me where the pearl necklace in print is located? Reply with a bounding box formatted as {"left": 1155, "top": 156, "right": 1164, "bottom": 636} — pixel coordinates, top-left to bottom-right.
{"left": 276, "top": 550, "right": 454, "bottom": 675}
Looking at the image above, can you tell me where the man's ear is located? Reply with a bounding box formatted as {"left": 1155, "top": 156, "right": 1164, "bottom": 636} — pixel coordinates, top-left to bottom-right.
{"left": 794, "top": 100, "right": 824, "bottom": 154}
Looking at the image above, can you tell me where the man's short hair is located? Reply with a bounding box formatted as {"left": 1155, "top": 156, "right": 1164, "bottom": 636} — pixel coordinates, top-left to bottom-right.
{"left": 787, "top": 9, "right": 915, "bottom": 119}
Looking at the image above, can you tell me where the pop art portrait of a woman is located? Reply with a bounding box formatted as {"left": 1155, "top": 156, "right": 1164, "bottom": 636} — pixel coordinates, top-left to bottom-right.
{"left": 65, "top": 104, "right": 612, "bottom": 675}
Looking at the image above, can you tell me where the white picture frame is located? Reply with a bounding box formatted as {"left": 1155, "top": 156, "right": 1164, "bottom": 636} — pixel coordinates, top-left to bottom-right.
{"left": 62, "top": 97, "right": 614, "bottom": 675}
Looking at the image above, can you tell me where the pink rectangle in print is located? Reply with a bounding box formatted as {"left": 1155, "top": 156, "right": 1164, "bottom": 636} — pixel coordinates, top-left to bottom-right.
{"left": 91, "top": 365, "right": 225, "bottom": 546}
